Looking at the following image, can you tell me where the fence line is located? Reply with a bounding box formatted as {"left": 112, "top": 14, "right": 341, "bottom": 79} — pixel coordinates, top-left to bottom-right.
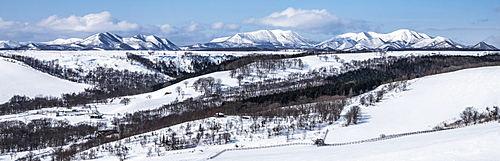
{"left": 207, "top": 142, "right": 313, "bottom": 159}
{"left": 207, "top": 121, "right": 496, "bottom": 160}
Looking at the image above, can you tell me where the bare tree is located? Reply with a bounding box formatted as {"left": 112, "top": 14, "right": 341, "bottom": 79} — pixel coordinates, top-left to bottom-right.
{"left": 120, "top": 98, "right": 131, "bottom": 105}
{"left": 460, "top": 107, "right": 479, "bottom": 125}
{"left": 175, "top": 86, "right": 183, "bottom": 96}
{"left": 344, "top": 106, "right": 362, "bottom": 126}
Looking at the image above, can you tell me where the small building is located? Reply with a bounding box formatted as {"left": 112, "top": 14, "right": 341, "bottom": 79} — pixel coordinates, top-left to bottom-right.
{"left": 94, "top": 128, "right": 118, "bottom": 137}
{"left": 214, "top": 112, "right": 225, "bottom": 117}
{"left": 46, "top": 111, "right": 59, "bottom": 117}
{"left": 89, "top": 113, "right": 103, "bottom": 119}
{"left": 314, "top": 138, "right": 325, "bottom": 146}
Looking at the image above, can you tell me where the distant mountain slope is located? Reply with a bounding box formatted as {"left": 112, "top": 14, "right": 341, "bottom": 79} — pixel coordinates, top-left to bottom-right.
{"left": 11, "top": 32, "right": 180, "bottom": 51}
{"left": 316, "top": 29, "right": 466, "bottom": 51}
{"left": 470, "top": 41, "right": 498, "bottom": 50}
{"left": 1, "top": 29, "right": 497, "bottom": 51}
{"left": 0, "top": 40, "right": 20, "bottom": 49}
{"left": 187, "top": 29, "right": 317, "bottom": 50}
{"left": 0, "top": 58, "right": 90, "bottom": 103}
{"left": 124, "top": 34, "right": 180, "bottom": 50}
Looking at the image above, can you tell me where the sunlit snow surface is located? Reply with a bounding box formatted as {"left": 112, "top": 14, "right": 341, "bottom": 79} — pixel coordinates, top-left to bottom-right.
{"left": 0, "top": 50, "right": 495, "bottom": 123}
{"left": 0, "top": 58, "right": 90, "bottom": 103}
{"left": 215, "top": 123, "right": 500, "bottom": 161}
{"left": 148, "top": 65, "right": 500, "bottom": 161}
{"left": 0, "top": 50, "right": 499, "bottom": 160}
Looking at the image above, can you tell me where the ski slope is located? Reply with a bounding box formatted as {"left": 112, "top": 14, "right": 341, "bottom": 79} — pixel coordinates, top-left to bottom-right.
{"left": 0, "top": 58, "right": 90, "bottom": 103}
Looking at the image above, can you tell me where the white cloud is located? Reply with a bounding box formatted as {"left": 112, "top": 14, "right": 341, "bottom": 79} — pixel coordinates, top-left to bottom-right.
{"left": 159, "top": 24, "right": 178, "bottom": 34}
{"left": 0, "top": 12, "right": 239, "bottom": 46}
{"left": 211, "top": 22, "right": 240, "bottom": 31}
{"left": 246, "top": 8, "right": 338, "bottom": 29}
{"left": 36, "top": 11, "right": 139, "bottom": 32}
{"left": 245, "top": 7, "right": 374, "bottom": 34}
{"left": 185, "top": 21, "right": 203, "bottom": 32}
{"left": 224, "top": 24, "right": 240, "bottom": 31}
{"left": 211, "top": 22, "right": 225, "bottom": 30}
{"left": 0, "top": 17, "right": 29, "bottom": 31}
{"left": 0, "top": 17, "right": 16, "bottom": 29}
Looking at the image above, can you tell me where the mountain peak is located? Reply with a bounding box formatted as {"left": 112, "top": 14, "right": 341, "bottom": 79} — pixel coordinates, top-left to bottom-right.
{"left": 125, "top": 34, "right": 180, "bottom": 50}
{"left": 193, "top": 29, "right": 316, "bottom": 49}
{"left": 317, "top": 29, "right": 460, "bottom": 50}
{"left": 0, "top": 40, "right": 20, "bottom": 49}
{"left": 471, "top": 41, "right": 498, "bottom": 50}
{"left": 1, "top": 33, "right": 179, "bottom": 51}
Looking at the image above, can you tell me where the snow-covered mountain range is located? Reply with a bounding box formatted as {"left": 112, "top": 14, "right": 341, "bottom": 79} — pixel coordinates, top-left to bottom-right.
{"left": 4, "top": 32, "right": 180, "bottom": 51}
{"left": 316, "top": 29, "right": 467, "bottom": 51}
{"left": 186, "top": 29, "right": 317, "bottom": 50}
{"left": 187, "top": 29, "right": 497, "bottom": 51}
{"left": 0, "top": 29, "right": 497, "bottom": 51}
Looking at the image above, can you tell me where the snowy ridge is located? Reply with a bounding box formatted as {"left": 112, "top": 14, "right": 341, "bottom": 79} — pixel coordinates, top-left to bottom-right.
{"left": 124, "top": 35, "right": 180, "bottom": 50}
{"left": 188, "top": 29, "right": 317, "bottom": 49}
{"left": 1, "top": 29, "right": 498, "bottom": 51}
{"left": 78, "top": 32, "right": 134, "bottom": 50}
{"left": 316, "top": 29, "right": 467, "bottom": 50}
{"left": 0, "top": 40, "right": 20, "bottom": 49}
{"left": 470, "top": 41, "right": 498, "bottom": 50}
{"left": 9, "top": 32, "right": 180, "bottom": 51}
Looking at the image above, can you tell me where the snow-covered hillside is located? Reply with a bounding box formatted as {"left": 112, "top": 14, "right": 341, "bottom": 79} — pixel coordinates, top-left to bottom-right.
{"left": 0, "top": 58, "right": 90, "bottom": 103}
{"left": 1, "top": 50, "right": 499, "bottom": 161}
{"left": 214, "top": 123, "right": 500, "bottom": 161}
{"left": 0, "top": 50, "right": 236, "bottom": 80}
{"left": 316, "top": 29, "right": 466, "bottom": 50}
{"left": 66, "top": 65, "right": 500, "bottom": 161}
{"left": 187, "top": 29, "right": 316, "bottom": 49}
{"left": 327, "top": 66, "right": 500, "bottom": 143}
{"left": 0, "top": 50, "right": 494, "bottom": 123}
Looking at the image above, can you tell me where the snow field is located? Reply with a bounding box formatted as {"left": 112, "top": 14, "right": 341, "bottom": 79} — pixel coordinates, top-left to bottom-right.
{"left": 0, "top": 58, "right": 90, "bottom": 103}
{"left": 214, "top": 123, "right": 500, "bottom": 161}
{"left": 0, "top": 50, "right": 496, "bottom": 124}
{"left": 327, "top": 66, "right": 500, "bottom": 143}
{"left": 70, "top": 65, "right": 500, "bottom": 161}
{"left": 0, "top": 50, "right": 499, "bottom": 160}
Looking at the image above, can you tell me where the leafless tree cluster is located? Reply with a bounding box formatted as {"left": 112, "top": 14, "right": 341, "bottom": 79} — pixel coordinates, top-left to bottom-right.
{"left": 344, "top": 106, "right": 362, "bottom": 126}
{"left": 0, "top": 118, "right": 98, "bottom": 153}
{"left": 192, "top": 77, "right": 222, "bottom": 96}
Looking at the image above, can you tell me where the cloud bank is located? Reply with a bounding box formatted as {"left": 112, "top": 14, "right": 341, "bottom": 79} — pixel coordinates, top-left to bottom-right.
{"left": 0, "top": 12, "right": 242, "bottom": 45}
{"left": 245, "top": 7, "right": 376, "bottom": 34}
{"left": 36, "top": 11, "right": 139, "bottom": 32}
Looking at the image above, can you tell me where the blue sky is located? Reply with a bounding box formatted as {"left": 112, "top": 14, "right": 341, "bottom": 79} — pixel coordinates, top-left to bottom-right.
{"left": 0, "top": 0, "right": 499, "bottom": 46}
